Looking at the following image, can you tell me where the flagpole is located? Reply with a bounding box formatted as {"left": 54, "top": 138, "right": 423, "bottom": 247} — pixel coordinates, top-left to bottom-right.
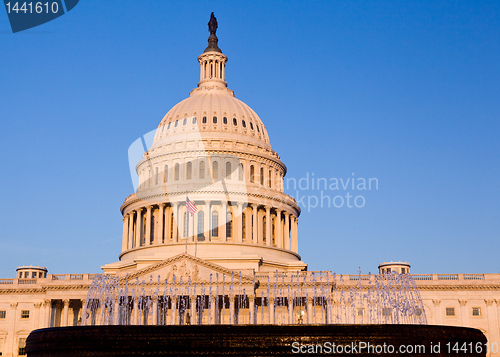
{"left": 185, "top": 196, "right": 188, "bottom": 254}
{"left": 194, "top": 213, "right": 197, "bottom": 257}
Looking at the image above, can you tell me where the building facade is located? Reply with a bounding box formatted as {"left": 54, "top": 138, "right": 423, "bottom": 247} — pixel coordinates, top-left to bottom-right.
{"left": 1, "top": 17, "right": 499, "bottom": 357}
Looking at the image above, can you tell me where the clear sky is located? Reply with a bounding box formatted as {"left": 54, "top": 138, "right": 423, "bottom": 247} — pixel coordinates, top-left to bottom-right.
{"left": 1, "top": 1, "right": 499, "bottom": 277}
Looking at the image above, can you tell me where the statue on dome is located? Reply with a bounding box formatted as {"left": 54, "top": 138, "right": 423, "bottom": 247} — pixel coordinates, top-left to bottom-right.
{"left": 208, "top": 12, "right": 218, "bottom": 35}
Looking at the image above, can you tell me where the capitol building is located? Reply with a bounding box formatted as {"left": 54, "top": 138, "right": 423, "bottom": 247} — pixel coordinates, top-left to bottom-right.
{"left": 1, "top": 16, "right": 499, "bottom": 357}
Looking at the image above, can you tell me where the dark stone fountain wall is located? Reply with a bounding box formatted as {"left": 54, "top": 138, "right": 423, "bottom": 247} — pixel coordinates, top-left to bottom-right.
{"left": 27, "top": 324, "right": 486, "bottom": 356}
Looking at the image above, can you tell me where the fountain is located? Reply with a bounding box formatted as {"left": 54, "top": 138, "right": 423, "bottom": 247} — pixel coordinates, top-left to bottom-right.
{"left": 26, "top": 267, "right": 487, "bottom": 356}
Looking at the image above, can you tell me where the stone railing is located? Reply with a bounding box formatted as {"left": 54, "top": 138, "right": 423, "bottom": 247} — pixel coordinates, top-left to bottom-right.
{"left": 0, "top": 279, "right": 14, "bottom": 284}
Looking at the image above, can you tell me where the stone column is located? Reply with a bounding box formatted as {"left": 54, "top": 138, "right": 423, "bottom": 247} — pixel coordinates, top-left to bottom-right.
{"left": 265, "top": 206, "right": 271, "bottom": 246}
{"left": 128, "top": 211, "right": 134, "bottom": 248}
{"left": 193, "top": 207, "right": 198, "bottom": 243}
{"left": 145, "top": 206, "right": 152, "bottom": 245}
{"left": 44, "top": 299, "right": 52, "bottom": 327}
{"left": 62, "top": 299, "right": 70, "bottom": 327}
{"left": 79, "top": 299, "right": 86, "bottom": 325}
{"left": 165, "top": 205, "right": 171, "bottom": 243}
{"left": 157, "top": 204, "right": 164, "bottom": 245}
{"left": 269, "top": 297, "right": 275, "bottom": 324}
{"left": 249, "top": 295, "right": 255, "bottom": 324}
{"left": 152, "top": 297, "right": 158, "bottom": 326}
{"left": 122, "top": 214, "right": 129, "bottom": 251}
{"left": 291, "top": 216, "right": 298, "bottom": 253}
{"left": 252, "top": 204, "right": 258, "bottom": 244}
{"left": 173, "top": 202, "right": 179, "bottom": 242}
{"left": 284, "top": 213, "right": 290, "bottom": 250}
{"left": 275, "top": 209, "right": 282, "bottom": 248}
{"left": 236, "top": 202, "right": 243, "bottom": 243}
{"left": 135, "top": 208, "right": 142, "bottom": 248}
{"left": 307, "top": 297, "right": 313, "bottom": 324}
{"left": 221, "top": 201, "right": 227, "bottom": 241}
{"left": 459, "top": 300, "right": 467, "bottom": 327}
{"left": 205, "top": 201, "right": 210, "bottom": 241}
{"left": 33, "top": 302, "right": 42, "bottom": 329}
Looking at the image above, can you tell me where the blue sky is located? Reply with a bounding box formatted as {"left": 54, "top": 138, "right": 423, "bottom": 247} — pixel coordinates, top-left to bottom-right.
{"left": 0, "top": 1, "right": 499, "bottom": 276}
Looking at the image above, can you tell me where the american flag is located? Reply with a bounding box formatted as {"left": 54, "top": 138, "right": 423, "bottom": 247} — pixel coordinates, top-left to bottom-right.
{"left": 186, "top": 196, "right": 198, "bottom": 216}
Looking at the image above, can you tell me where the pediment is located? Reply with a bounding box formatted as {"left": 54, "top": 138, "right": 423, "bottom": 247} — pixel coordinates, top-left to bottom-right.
{"left": 119, "top": 253, "right": 254, "bottom": 285}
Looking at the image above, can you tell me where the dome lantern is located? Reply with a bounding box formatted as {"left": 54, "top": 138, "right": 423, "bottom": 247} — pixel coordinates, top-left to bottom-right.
{"left": 198, "top": 13, "right": 228, "bottom": 89}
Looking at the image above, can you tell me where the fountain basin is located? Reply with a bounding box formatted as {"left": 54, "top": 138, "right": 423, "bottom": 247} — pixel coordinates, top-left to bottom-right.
{"left": 27, "top": 324, "right": 486, "bottom": 356}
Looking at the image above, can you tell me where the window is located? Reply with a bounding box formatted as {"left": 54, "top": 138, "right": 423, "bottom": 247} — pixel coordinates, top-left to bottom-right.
{"left": 31, "top": 272, "right": 36, "bottom": 278}
{"left": 163, "top": 165, "right": 168, "bottom": 182}
{"left": 357, "top": 308, "right": 364, "bottom": 316}
{"left": 263, "top": 216, "right": 267, "bottom": 242}
{"left": 256, "top": 125, "right": 260, "bottom": 133}
{"left": 174, "top": 120, "right": 178, "bottom": 127}
{"left": 268, "top": 169, "right": 272, "bottom": 187}
{"left": 213, "top": 116, "right": 217, "bottom": 124}
{"left": 472, "top": 307, "right": 481, "bottom": 316}
{"left": 242, "top": 120, "right": 246, "bottom": 128}
{"left": 260, "top": 167, "right": 264, "bottom": 185}
{"left": 386, "top": 268, "right": 391, "bottom": 273}
{"left": 199, "top": 161, "right": 205, "bottom": 179}
{"left": 192, "top": 117, "right": 197, "bottom": 124}
{"left": 250, "top": 165, "right": 255, "bottom": 183}
{"left": 212, "top": 211, "right": 219, "bottom": 237}
{"left": 197, "top": 211, "right": 205, "bottom": 240}
{"left": 401, "top": 268, "right": 406, "bottom": 274}
{"left": 223, "top": 117, "right": 227, "bottom": 124}
{"left": 233, "top": 118, "right": 237, "bottom": 126}
{"left": 272, "top": 217, "right": 275, "bottom": 244}
{"left": 0, "top": 311, "right": 5, "bottom": 319}
{"left": 382, "top": 308, "right": 391, "bottom": 317}
{"left": 446, "top": 307, "right": 455, "bottom": 316}
{"left": 238, "top": 163, "right": 243, "bottom": 181}
{"left": 155, "top": 167, "right": 159, "bottom": 185}
{"left": 183, "top": 212, "right": 189, "bottom": 238}
{"left": 225, "top": 162, "right": 231, "bottom": 179}
{"left": 212, "top": 161, "right": 218, "bottom": 180}
{"left": 174, "top": 164, "right": 180, "bottom": 181}
{"left": 18, "top": 272, "right": 22, "bottom": 278}
{"left": 39, "top": 272, "right": 43, "bottom": 278}
{"left": 186, "top": 162, "right": 192, "bottom": 180}
{"left": 202, "top": 116, "right": 207, "bottom": 124}
{"left": 24, "top": 272, "right": 29, "bottom": 278}
{"left": 21, "top": 310, "right": 29, "bottom": 319}
{"left": 167, "top": 122, "right": 171, "bottom": 129}
{"left": 18, "top": 338, "right": 27, "bottom": 356}
{"left": 250, "top": 122, "right": 254, "bottom": 130}
{"left": 183, "top": 118, "right": 187, "bottom": 125}
{"left": 226, "top": 211, "right": 233, "bottom": 238}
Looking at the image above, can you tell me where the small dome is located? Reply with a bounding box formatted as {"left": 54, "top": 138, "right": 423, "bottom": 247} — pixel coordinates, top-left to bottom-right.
{"left": 152, "top": 87, "right": 270, "bottom": 148}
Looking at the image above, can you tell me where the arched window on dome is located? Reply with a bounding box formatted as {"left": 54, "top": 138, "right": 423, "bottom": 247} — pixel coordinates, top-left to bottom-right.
{"left": 260, "top": 167, "right": 264, "bottom": 185}
{"left": 203, "top": 116, "right": 207, "bottom": 124}
{"left": 211, "top": 211, "right": 219, "bottom": 237}
{"left": 197, "top": 211, "right": 205, "bottom": 241}
{"left": 242, "top": 211, "right": 246, "bottom": 241}
{"left": 175, "top": 120, "right": 178, "bottom": 127}
{"left": 183, "top": 118, "right": 187, "bottom": 126}
{"left": 213, "top": 116, "right": 217, "bottom": 124}
{"left": 238, "top": 163, "right": 243, "bottom": 181}
{"left": 148, "top": 169, "right": 152, "bottom": 188}
{"left": 192, "top": 117, "right": 197, "bottom": 124}
{"left": 163, "top": 165, "right": 168, "bottom": 182}
{"left": 151, "top": 213, "right": 155, "bottom": 245}
{"left": 223, "top": 117, "right": 228, "bottom": 125}
{"left": 250, "top": 122, "right": 254, "bottom": 130}
{"left": 242, "top": 120, "right": 246, "bottom": 128}
{"left": 155, "top": 167, "right": 159, "bottom": 185}
{"left": 226, "top": 211, "right": 233, "bottom": 239}
{"left": 174, "top": 163, "right": 180, "bottom": 181}
{"left": 256, "top": 125, "right": 260, "bottom": 133}
{"left": 225, "top": 162, "right": 231, "bottom": 179}
{"left": 212, "top": 161, "right": 218, "bottom": 180}
{"left": 199, "top": 161, "right": 205, "bottom": 179}
{"left": 186, "top": 162, "right": 192, "bottom": 180}
{"left": 167, "top": 122, "right": 171, "bottom": 129}
{"left": 250, "top": 165, "right": 255, "bottom": 183}
{"left": 262, "top": 216, "right": 267, "bottom": 243}
{"left": 233, "top": 118, "right": 237, "bottom": 126}
{"left": 268, "top": 169, "right": 272, "bottom": 188}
